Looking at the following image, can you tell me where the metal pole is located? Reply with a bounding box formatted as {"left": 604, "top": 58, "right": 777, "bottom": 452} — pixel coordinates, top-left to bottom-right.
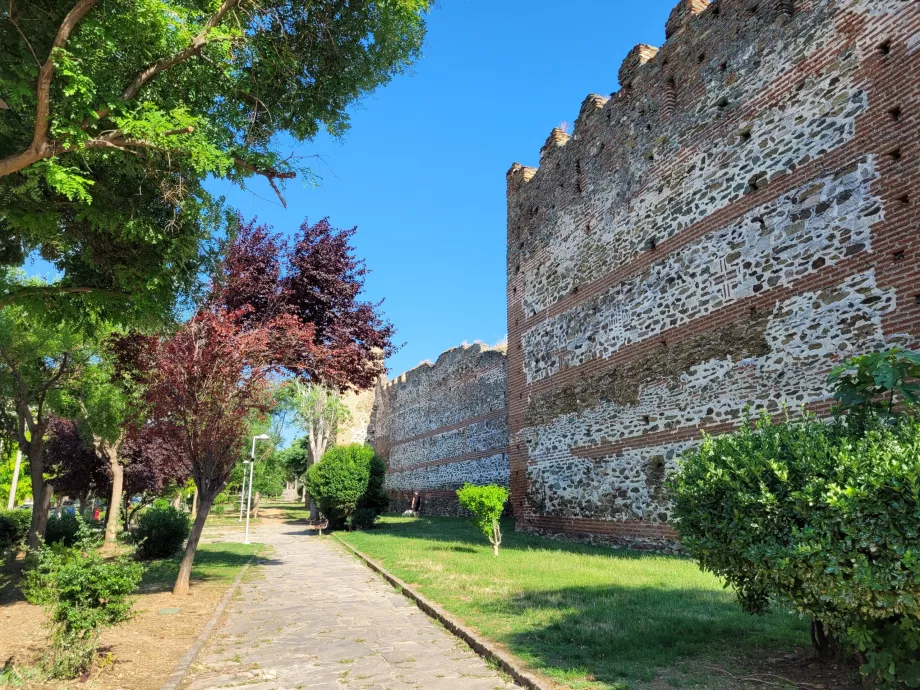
{"left": 8, "top": 448, "right": 22, "bottom": 510}
{"left": 238, "top": 462, "right": 248, "bottom": 522}
{"left": 240, "top": 436, "right": 256, "bottom": 521}
{"left": 244, "top": 459, "right": 255, "bottom": 544}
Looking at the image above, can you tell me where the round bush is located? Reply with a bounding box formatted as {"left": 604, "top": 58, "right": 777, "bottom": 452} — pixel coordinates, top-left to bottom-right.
{"left": 134, "top": 505, "right": 191, "bottom": 560}
{"left": 0, "top": 509, "right": 31, "bottom": 555}
{"left": 306, "top": 444, "right": 388, "bottom": 530}
{"left": 45, "top": 512, "right": 80, "bottom": 546}
{"left": 669, "top": 411, "right": 920, "bottom": 688}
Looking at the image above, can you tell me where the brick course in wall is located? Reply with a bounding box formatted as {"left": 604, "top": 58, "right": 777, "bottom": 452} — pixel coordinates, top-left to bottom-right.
{"left": 367, "top": 343, "right": 509, "bottom": 516}
{"left": 506, "top": 0, "right": 920, "bottom": 550}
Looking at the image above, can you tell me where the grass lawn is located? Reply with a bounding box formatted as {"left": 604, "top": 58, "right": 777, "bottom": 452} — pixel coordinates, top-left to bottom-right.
{"left": 335, "top": 516, "right": 812, "bottom": 690}
{"left": 141, "top": 541, "right": 263, "bottom": 589}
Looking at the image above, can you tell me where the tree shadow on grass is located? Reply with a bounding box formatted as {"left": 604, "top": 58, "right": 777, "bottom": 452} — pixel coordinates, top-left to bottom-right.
{"left": 140, "top": 548, "right": 282, "bottom": 593}
{"left": 370, "top": 516, "right": 670, "bottom": 562}
{"left": 485, "top": 584, "right": 810, "bottom": 688}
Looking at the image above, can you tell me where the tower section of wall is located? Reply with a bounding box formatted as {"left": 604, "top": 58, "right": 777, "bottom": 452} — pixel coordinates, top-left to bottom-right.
{"left": 369, "top": 343, "right": 509, "bottom": 515}
{"left": 506, "top": 0, "right": 920, "bottom": 549}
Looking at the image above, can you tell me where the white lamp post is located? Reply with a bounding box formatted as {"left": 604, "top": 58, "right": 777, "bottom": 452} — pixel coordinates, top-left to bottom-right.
{"left": 244, "top": 434, "right": 271, "bottom": 544}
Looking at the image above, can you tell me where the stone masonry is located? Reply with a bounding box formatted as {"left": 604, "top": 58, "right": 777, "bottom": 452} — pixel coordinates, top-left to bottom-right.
{"left": 367, "top": 343, "right": 509, "bottom": 516}
{"left": 506, "top": 0, "right": 920, "bottom": 549}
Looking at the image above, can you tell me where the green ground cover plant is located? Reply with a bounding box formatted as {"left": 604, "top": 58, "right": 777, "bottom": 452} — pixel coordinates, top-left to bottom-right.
{"left": 21, "top": 521, "right": 144, "bottom": 678}
{"left": 335, "top": 516, "right": 809, "bottom": 689}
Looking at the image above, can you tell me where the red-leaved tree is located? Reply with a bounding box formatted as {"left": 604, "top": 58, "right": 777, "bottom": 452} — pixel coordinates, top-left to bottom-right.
{"left": 120, "top": 426, "right": 190, "bottom": 528}
{"left": 44, "top": 416, "right": 110, "bottom": 514}
{"left": 211, "top": 217, "right": 396, "bottom": 390}
{"left": 145, "top": 309, "right": 280, "bottom": 595}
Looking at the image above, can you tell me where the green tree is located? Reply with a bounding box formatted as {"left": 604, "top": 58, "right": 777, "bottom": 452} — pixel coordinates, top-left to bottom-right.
{"left": 456, "top": 484, "right": 508, "bottom": 557}
{"left": 0, "top": 0, "right": 430, "bottom": 313}
{"left": 287, "top": 381, "right": 351, "bottom": 516}
{"left": 0, "top": 292, "right": 94, "bottom": 547}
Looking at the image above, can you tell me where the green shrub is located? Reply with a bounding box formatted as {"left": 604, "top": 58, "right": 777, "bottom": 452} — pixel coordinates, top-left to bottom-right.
{"left": 45, "top": 512, "right": 81, "bottom": 546}
{"left": 828, "top": 346, "right": 920, "bottom": 415}
{"left": 22, "top": 518, "right": 143, "bottom": 678}
{"left": 456, "top": 484, "right": 509, "bottom": 556}
{"left": 133, "top": 505, "right": 190, "bottom": 560}
{"left": 211, "top": 492, "right": 230, "bottom": 517}
{"left": 669, "top": 411, "right": 920, "bottom": 688}
{"left": 0, "top": 509, "right": 31, "bottom": 556}
{"left": 305, "top": 444, "right": 388, "bottom": 530}
{"left": 346, "top": 506, "right": 378, "bottom": 531}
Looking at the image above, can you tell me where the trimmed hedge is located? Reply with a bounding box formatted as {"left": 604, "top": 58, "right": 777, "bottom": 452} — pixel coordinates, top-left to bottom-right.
{"left": 134, "top": 505, "right": 191, "bottom": 559}
{"left": 669, "top": 411, "right": 920, "bottom": 688}
{"left": 306, "top": 444, "right": 388, "bottom": 530}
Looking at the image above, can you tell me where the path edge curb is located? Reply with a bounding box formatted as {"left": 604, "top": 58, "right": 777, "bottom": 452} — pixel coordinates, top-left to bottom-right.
{"left": 161, "top": 553, "right": 256, "bottom": 690}
{"left": 332, "top": 535, "right": 556, "bottom": 690}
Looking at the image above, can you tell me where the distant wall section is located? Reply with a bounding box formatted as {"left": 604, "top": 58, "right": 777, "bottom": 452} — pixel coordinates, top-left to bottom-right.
{"left": 368, "top": 344, "right": 509, "bottom": 516}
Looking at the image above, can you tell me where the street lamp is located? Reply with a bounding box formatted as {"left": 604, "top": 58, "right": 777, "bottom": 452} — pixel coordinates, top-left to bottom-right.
{"left": 244, "top": 434, "right": 271, "bottom": 544}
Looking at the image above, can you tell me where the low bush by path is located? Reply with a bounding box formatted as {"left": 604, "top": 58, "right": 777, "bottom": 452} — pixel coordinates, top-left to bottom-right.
{"left": 336, "top": 516, "right": 858, "bottom": 690}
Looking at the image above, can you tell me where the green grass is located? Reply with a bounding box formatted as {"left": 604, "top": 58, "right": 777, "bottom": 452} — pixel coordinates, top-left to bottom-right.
{"left": 142, "top": 542, "right": 263, "bottom": 589}
{"left": 335, "top": 516, "right": 809, "bottom": 690}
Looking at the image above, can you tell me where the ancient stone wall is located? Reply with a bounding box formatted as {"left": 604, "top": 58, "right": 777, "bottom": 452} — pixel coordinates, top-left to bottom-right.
{"left": 368, "top": 343, "right": 509, "bottom": 516}
{"left": 337, "top": 388, "right": 376, "bottom": 446}
{"left": 506, "top": 0, "right": 920, "bottom": 549}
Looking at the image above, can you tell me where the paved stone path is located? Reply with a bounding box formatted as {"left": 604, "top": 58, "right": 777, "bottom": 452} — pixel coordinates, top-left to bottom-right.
{"left": 183, "top": 516, "right": 520, "bottom": 690}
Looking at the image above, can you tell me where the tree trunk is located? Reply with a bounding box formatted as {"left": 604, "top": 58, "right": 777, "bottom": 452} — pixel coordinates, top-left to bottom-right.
{"left": 173, "top": 493, "right": 214, "bottom": 595}
{"left": 191, "top": 487, "right": 199, "bottom": 519}
{"left": 7, "top": 448, "right": 22, "bottom": 510}
{"left": 172, "top": 494, "right": 181, "bottom": 509}
{"left": 104, "top": 448, "right": 124, "bottom": 544}
{"left": 25, "top": 436, "right": 51, "bottom": 549}
{"left": 252, "top": 492, "right": 261, "bottom": 519}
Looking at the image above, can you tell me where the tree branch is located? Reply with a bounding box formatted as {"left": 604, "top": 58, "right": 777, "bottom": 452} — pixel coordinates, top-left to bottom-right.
{"left": 233, "top": 157, "right": 296, "bottom": 207}
{"left": 33, "top": 0, "right": 98, "bottom": 150}
{"left": 120, "top": 0, "right": 243, "bottom": 103}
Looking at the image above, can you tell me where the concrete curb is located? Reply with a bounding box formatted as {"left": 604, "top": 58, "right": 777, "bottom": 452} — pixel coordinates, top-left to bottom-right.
{"left": 332, "top": 535, "right": 556, "bottom": 690}
{"left": 161, "top": 554, "right": 255, "bottom": 690}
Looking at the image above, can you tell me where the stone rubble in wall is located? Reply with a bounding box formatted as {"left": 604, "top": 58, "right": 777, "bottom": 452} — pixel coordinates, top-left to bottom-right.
{"left": 523, "top": 159, "right": 881, "bottom": 382}
{"left": 520, "top": 271, "right": 895, "bottom": 522}
{"left": 384, "top": 453, "right": 511, "bottom": 493}
{"left": 386, "top": 417, "right": 508, "bottom": 470}
{"left": 523, "top": 61, "right": 868, "bottom": 318}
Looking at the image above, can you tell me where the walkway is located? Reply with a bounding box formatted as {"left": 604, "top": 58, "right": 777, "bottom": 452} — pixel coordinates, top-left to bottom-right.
{"left": 182, "top": 513, "right": 520, "bottom": 690}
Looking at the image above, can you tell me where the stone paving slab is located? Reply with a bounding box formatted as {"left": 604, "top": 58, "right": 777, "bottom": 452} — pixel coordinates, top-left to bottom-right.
{"left": 181, "top": 519, "right": 520, "bottom": 689}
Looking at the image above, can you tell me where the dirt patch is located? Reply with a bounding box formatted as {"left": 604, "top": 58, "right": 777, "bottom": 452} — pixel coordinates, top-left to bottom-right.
{"left": 0, "top": 577, "right": 229, "bottom": 689}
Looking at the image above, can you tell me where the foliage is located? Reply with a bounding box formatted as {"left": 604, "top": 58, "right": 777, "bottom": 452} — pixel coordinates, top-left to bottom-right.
{"left": 44, "top": 416, "right": 110, "bottom": 501}
{"left": 134, "top": 505, "right": 191, "bottom": 560}
{"left": 346, "top": 506, "right": 379, "bottom": 531}
{"left": 143, "top": 308, "right": 279, "bottom": 593}
{"left": 287, "top": 381, "right": 352, "bottom": 466}
{"left": 211, "top": 218, "right": 396, "bottom": 390}
{"left": 0, "top": 440, "right": 30, "bottom": 506}
{"left": 0, "top": 0, "right": 429, "bottom": 318}
{"left": 0, "top": 292, "right": 96, "bottom": 545}
{"left": 669, "top": 410, "right": 920, "bottom": 688}
{"left": 305, "top": 444, "right": 387, "bottom": 530}
{"left": 22, "top": 520, "right": 143, "bottom": 678}
{"left": 120, "top": 425, "right": 190, "bottom": 527}
{"left": 45, "top": 512, "right": 82, "bottom": 546}
{"left": 828, "top": 347, "right": 920, "bottom": 416}
{"left": 274, "top": 436, "right": 310, "bottom": 481}
{"left": 456, "top": 484, "right": 509, "bottom": 556}
{"left": 0, "top": 508, "right": 30, "bottom": 555}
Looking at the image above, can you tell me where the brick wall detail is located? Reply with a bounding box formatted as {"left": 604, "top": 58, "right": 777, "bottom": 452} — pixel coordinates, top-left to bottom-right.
{"left": 506, "top": 0, "right": 920, "bottom": 549}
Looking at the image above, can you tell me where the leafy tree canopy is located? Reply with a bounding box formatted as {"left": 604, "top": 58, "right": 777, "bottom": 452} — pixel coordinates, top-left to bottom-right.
{"left": 0, "top": 0, "right": 430, "bottom": 318}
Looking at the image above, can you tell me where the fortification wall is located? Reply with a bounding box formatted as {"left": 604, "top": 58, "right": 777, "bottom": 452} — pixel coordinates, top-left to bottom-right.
{"left": 337, "top": 388, "right": 376, "bottom": 446}
{"left": 506, "top": 0, "right": 920, "bottom": 549}
{"left": 368, "top": 343, "right": 509, "bottom": 516}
